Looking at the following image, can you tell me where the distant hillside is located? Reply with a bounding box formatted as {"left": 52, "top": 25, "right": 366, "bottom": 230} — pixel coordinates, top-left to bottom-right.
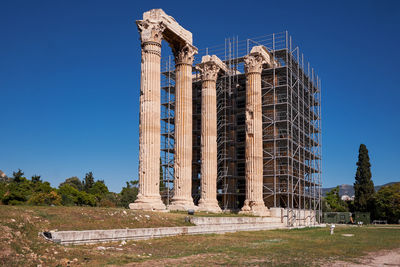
{"left": 322, "top": 184, "right": 354, "bottom": 197}
{"left": 322, "top": 182, "right": 399, "bottom": 197}
{"left": 374, "top": 182, "right": 399, "bottom": 192}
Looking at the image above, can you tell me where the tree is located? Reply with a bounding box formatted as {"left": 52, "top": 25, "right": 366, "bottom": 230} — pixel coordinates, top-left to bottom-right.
{"left": 32, "top": 181, "right": 53, "bottom": 194}
{"left": 98, "top": 192, "right": 119, "bottom": 207}
{"left": 76, "top": 191, "right": 96, "bottom": 206}
{"left": 0, "top": 182, "right": 7, "bottom": 202}
{"left": 321, "top": 197, "right": 330, "bottom": 212}
{"left": 28, "top": 191, "right": 61, "bottom": 206}
{"left": 324, "top": 186, "right": 348, "bottom": 212}
{"left": 2, "top": 180, "right": 32, "bottom": 205}
{"left": 27, "top": 178, "right": 60, "bottom": 206}
{"left": 88, "top": 180, "right": 109, "bottom": 202}
{"left": 59, "top": 177, "right": 83, "bottom": 191}
{"left": 12, "top": 169, "right": 25, "bottom": 183}
{"left": 374, "top": 183, "right": 400, "bottom": 224}
{"left": 119, "top": 180, "right": 139, "bottom": 208}
{"left": 83, "top": 172, "right": 95, "bottom": 192}
{"left": 58, "top": 184, "right": 96, "bottom": 206}
{"left": 1, "top": 169, "right": 32, "bottom": 205}
{"left": 58, "top": 184, "right": 80, "bottom": 206}
{"left": 354, "top": 144, "right": 375, "bottom": 212}
{"left": 31, "top": 175, "right": 42, "bottom": 183}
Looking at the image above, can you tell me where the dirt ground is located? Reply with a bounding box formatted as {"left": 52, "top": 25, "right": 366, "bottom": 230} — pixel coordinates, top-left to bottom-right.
{"left": 325, "top": 248, "right": 400, "bottom": 267}
{"left": 125, "top": 249, "right": 400, "bottom": 267}
{"left": 1, "top": 206, "right": 399, "bottom": 266}
{"left": 120, "top": 254, "right": 225, "bottom": 267}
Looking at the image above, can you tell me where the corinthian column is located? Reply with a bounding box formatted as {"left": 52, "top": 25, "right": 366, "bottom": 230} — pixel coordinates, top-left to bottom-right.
{"left": 168, "top": 43, "right": 198, "bottom": 211}
{"left": 129, "top": 20, "right": 166, "bottom": 211}
{"left": 196, "top": 55, "right": 225, "bottom": 213}
{"left": 241, "top": 46, "right": 270, "bottom": 216}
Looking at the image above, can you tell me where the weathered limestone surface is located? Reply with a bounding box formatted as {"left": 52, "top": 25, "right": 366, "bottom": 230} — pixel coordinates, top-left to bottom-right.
{"left": 130, "top": 19, "right": 166, "bottom": 211}
{"left": 43, "top": 216, "right": 324, "bottom": 245}
{"left": 195, "top": 55, "right": 226, "bottom": 213}
{"left": 168, "top": 43, "right": 198, "bottom": 211}
{"left": 190, "top": 216, "right": 281, "bottom": 225}
{"left": 45, "top": 222, "right": 289, "bottom": 245}
{"left": 248, "top": 45, "right": 276, "bottom": 68}
{"left": 131, "top": 9, "right": 197, "bottom": 211}
{"left": 241, "top": 46, "right": 270, "bottom": 216}
{"left": 142, "top": 9, "right": 193, "bottom": 45}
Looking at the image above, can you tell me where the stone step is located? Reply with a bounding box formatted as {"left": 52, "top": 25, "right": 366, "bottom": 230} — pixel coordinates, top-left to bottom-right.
{"left": 42, "top": 222, "right": 291, "bottom": 245}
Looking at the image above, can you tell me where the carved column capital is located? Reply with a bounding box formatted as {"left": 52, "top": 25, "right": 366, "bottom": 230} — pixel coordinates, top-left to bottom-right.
{"left": 196, "top": 62, "right": 220, "bottom": 82}
{"left": 137, "top": 20, "right": 165, "bottom": 45}
{"left": 172, "top": 43, "right": 197, "bottom": 66}
{"left": 244, "top": 53, "right": 267, "bottom": 74}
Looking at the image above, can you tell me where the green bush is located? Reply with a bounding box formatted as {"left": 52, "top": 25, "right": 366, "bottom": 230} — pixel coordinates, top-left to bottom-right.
{"left": 76, "top": 191, "right": 96, "bottom": 206}
{"left": 58, "top": 184, "right": 96, "bottom": 206}
{"left": 58, "top": 184, "right": 79, "bottom": 205}
{"left": 88, "top": 181, "right": 109, "bottom": 202}
{"left": 98, "top": 193, "right": 119, "bottom": 207}
{"left": 59, "top": 176, "right": 83, "bottom": 191}
{"left": 32, "top": 181, "right": 53, "bottom": 194}
{"left": 2, "top": 180, "right": 32, "bottom": 205}
{"left": 0, "top": 182, "right": 7, "bottom": 202}
{"left": 119, "top": 181, "right": 138, "bottom": 208}
{"left": 374, "top": 183, "right": 400, "bottom": 223}
{"left": 324, "top": 186, "right": 348, "bottom": 212}
{"left": 27, "top": 191, "right": 62, "bottom": 206}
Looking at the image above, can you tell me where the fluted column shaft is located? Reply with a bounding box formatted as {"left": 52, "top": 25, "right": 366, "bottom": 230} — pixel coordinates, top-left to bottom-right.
{"left": 196, "top": 57, "right": 222, "bottom": 213}
{"left": 173, "top": 62, "right": 193, "bottom": 201}
{"left": 241, "top": 51, "right": 269, "bottom": 215}
{"left": 139, "top": 41, "right": 162, "bottom": 197}
{"left": 245, "top": 71, "right": 264, "bottom": 203}
{"left": 200, "top": 79, "right": 218, "bottom": 204}
{"left": 130, "top": 21, "right": 165, "bottom": 211}
{"left": 169, "top": 44, "right": 197, "bottom": 210}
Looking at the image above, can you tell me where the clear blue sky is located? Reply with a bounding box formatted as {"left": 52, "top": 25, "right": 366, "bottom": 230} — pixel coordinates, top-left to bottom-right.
{"left": 1, "top": 0, "right": 399, "bottom": 192}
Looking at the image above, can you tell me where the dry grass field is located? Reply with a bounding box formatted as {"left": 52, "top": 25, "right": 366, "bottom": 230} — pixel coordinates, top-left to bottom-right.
{"left": 1, "top": 205, "right": 400, "bottom": 266}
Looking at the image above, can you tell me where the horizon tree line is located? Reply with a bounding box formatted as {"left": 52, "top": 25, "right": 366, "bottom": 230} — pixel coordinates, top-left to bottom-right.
{"left": 0, "top": 170, "right": 139, "bottom": 208}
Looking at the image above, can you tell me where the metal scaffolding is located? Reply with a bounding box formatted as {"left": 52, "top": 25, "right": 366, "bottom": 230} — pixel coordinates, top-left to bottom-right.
{"left": 160, "top": 55, "right": 175, "bottom": 205}
{"left": 160, "top": 31, "right": 322, "bottom": 219}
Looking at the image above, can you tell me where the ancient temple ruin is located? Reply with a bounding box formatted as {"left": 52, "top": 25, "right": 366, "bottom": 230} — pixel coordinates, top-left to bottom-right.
{"left": 130, "top": 9, "right": 322, "bottom": 222}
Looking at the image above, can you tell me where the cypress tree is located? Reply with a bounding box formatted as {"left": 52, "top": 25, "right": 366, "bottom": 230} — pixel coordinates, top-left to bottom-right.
{"left": 354, "top": 144, "right": 375, "bottom": 212}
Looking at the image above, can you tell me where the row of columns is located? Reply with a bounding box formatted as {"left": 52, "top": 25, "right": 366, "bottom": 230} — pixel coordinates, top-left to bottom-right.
{"left": 129, "top": 13, "right": 271, "bottom": 215}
